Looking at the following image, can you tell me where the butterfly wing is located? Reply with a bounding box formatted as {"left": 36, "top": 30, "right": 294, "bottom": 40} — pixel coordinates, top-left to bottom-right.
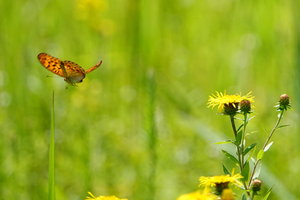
{"left": 63, "top": 60, "right": 86, "bottom": 84}
{"left": 85, "top": 60, "right": 102, "bottom": 74}
{"left": 38, "top": 53, "right": 66, "bottom": 77}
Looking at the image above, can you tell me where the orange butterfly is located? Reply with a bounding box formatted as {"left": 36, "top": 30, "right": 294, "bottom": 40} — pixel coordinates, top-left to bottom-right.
{"left": 38, "top": 53, "right": 102, "bottom": 87}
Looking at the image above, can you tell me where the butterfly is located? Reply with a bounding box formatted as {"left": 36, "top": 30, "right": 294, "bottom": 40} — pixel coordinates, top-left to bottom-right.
{"left": 38, "top": 53, "right": 102, "bottom": 87}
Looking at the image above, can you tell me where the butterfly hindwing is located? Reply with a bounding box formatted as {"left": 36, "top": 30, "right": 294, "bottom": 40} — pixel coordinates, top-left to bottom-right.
{"left": 63, "top": 60, "right": 85, "bottom": 83}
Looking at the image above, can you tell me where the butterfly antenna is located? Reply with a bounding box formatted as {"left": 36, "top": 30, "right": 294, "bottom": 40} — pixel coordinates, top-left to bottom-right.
{"left": 46, "top": 75, "right": 61, "bottom": 78}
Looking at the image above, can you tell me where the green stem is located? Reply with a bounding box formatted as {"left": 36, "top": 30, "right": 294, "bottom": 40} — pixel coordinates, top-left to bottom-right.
{"left": 250, "top": 191, "right": 255, "bottom": 200}
{"left": 248, "top": 110, "right": 284, "bottom": 188}
{"left": 147, "top": 70, "right": 156, "bottom": 200}
{"left": 229, "top": 115, "right": 250, "bottom": 196}
{"left": 230, "top": 115, "right": 242, "bottom": 170}
{"left": 49, "top": 91, "right": 55, "bottom": 200}
{"left": 230, "top": 115, "right": 238, "bottom": 139}
{"left": 241, "top": 113, "right": 248, "bottom": 170}
{"left": 262, "top": 110, "right": 284, "bottom": 150}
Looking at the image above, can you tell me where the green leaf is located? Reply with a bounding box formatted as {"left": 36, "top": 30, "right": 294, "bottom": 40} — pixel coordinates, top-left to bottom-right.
{"left": 241, "top": 193, "right": 247, "bottom": 200}
{"left": 275, "top": 125, "right": 289, "bottom": 130}
{"left": 235, "top": 117, "right": 244, "bottom": 121}
{"left": 236, "top": 130, "right": 243, "bottom": 145}
{"left": 215, "top": 139, "right": 235, "bottom": 145}
{"left": 248, "top": 116, "right": 255, "bottom": 121}
{"left": 261, "top": 185, "right": 275, "bottom": 200}
{"left": 247, "top": 146, "right": 256, "bottom": 163}
{"left": 237, "top": 123, "right": 244, "bottom": 132}
{"left": 245, "top": 131, "right": 258, "bottom": 137}
{"left": 264, "top": 142, "right": 273, "bottom": 152}
{"left": 222, "top": 163, "right": 231, "bottom": 175}
{"left": 243, "top": 143, "right": 257, "bottom": 156}
{"left": 241, "top": 162, "right": 249, "bottom": 182}
{"left": 222, "top": 150, "right": 239, "bottom": 166}
{"left": 261, "top": 124, "right": 268, "bottom": 134}
{"left": 257, "top": 150, "right": 264, "bottom": 160}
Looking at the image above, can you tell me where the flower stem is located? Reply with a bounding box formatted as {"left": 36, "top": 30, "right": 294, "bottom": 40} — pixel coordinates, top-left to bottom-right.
{"left": 229, "top": 115, "right": 242, "bottom": 170}
{"left": 262, "top": 110, "right": 284, "bottom": 150}
{"left": 250, "top": 191, "right": 255, "bottom": 200}
{"left": 248, "top": 110, "right": 284, "bottom": 188}
{"left": 241, "top": 113, "right": 248, "bottom": 169}
{"left": 230, "top": 115, "right": 238, "bottom": 139}
{"left": 229, "top": 115, "right": 250, "bottom": 196}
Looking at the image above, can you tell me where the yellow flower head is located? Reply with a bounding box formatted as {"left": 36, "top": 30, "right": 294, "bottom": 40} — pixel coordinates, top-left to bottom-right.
{"left": 85, "top": 192, "right": 128, "bottom": 200}
{"left": 221, "top": 188, "right": 235, "bottom": 200}
{"left": 199, "top": 170, "right": 243, "bottom": 194}
{"left": 208, "top": 91, "right": 254, "bottom": 115}
{"left": 177, "top": 189, "right": 218, "bottom": 200}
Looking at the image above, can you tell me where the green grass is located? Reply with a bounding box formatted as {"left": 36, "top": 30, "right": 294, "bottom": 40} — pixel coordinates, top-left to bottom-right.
{"left": 0, "top": 0, "right": 299, "bottom": 199}
{"left": 49, "top": 91, "right": 55, "bottom": 200}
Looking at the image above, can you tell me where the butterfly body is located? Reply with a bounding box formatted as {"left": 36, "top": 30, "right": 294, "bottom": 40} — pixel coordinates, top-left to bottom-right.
{"left": 38, "top": 53, "right": 102, "bottom": 86}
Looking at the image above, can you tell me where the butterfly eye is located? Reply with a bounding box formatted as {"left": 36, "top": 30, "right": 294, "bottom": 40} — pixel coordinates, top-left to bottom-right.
{"left": 80, "top": 79, "right": 83, "bottom": 82}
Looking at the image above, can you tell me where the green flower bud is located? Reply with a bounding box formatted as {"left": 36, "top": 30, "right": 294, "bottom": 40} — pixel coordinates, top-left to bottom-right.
{"left": 251, "top": 179, "right": 263, "bottom": 192}
{"left": 277, "top": 94, "right": 291, "bottom": 111}
{"left": 279, "top": 94, "right": 289, "bottom": 106}
{"left": 240, "top": 100, "right": 252, "bottom": 114}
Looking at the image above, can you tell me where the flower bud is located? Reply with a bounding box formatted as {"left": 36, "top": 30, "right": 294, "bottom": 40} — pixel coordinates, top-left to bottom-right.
{"left": 277, "top": 94, "right": 291, "bottom": 111}
{"left": 279, "top": 94, "right": 289, "bottom": 106}
{"left": 240, "top": 100, "right": 252, "bottom": 114}
{"left": 251, "top": 179, "right": 263, "bottom": 192}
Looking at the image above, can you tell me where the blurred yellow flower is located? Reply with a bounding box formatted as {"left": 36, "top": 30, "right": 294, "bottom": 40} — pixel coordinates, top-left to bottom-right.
{"left": 207, "top": 91, "right": 254, "bottom": 114}
{"left": 76, "top": 0, "right": 108, "bottom": 19}
{"left": 221, "top": 188, "right": 234, "bottom": 200}
{"left": 74, "top": 0, "right": 115, "bottom": 36}
{"left": 85, "top": 192, "right": 128, "bottom": 200}
{"left": 199, "top": 170, "right": 243, "bottom": 189}
{"left": 177, "top": 189, "right": 217, "bottom": 200}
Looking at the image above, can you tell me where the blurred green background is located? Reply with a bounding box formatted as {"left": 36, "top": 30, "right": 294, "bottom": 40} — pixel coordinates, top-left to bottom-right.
{"left": 1, "top": 0, "right": 299, "bottom": 199}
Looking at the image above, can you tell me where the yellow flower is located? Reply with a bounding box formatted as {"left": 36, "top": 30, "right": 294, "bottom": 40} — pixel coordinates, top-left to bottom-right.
{"left": 74, "top": 0, "right": 115, "bottom": 36}
{"left": 177, "top": 189, "right": 218, "bottom": 200}
{"left": 240, "top": 92, "right": 254, "bottom": 102}
{"left": 199, "top": 170, "right": 243, "bottom": 194}
{"left": 207, "top": 91, "right": 254, "bottom": 115}
{"left": 85, "top": 192, "right": 128, "bottom": 200}
{"left": 221, "top": 188, "right": 234, "bottom": 200}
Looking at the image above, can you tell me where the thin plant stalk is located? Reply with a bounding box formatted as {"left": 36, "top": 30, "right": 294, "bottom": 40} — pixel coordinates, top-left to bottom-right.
{"left": 251, "top": 191, "right": 255, "bottom": 200}
{"left": 241, "top": 113, "right": 248, "bottom": 169}
{"left": 229, "top": 115, "right": 242, "bottom": 171}
{"left": 248, "top": 109, "right": 284, "bottom": 188}
{"left": 48, "top": 91, "right": 55, "bottom": 200}
{"left": 147, "top": 70, "right": 157, "bottom": 200}
{"left": 229, "top": 115, "right": 250, "bottom": 197}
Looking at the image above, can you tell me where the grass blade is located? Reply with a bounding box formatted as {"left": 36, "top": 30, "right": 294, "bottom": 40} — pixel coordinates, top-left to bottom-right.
{"left": 48, "top": 91, "right": 55, "bottom": 200}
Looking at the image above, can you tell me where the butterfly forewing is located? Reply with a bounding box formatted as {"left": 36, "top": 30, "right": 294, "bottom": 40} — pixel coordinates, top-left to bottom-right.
{"left": 38, "top": 53, "right": 66, "bottom": 77}
{"left": 85, "top": 60, "right": 103, "bottom": 74}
